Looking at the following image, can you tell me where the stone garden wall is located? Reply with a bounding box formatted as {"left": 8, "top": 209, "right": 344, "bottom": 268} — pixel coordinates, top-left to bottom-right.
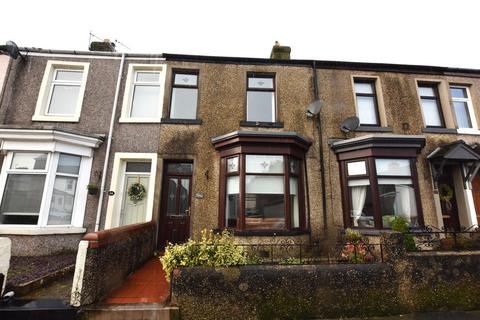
{"left": 171, "top": 233, "right": 480, "bottom": 319}
{"left": 70, "top": 221, "right": 156, "bottom": 306}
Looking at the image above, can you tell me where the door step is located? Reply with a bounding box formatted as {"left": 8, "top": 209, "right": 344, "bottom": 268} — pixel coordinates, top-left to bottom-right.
{"left": 0, "top": 298, "right": 78, "bottom": 320}
{"left": 82, "top": 303, "right": 179, "bottom": 320}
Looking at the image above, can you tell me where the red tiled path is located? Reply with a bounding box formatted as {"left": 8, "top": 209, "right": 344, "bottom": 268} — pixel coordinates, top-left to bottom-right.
{"left": 103, "top": 257, "right": 170, "bottom": 304}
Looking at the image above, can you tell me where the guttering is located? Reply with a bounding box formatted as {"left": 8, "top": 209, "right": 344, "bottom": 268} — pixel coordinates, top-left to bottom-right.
{"left": 312, "top": 61, "right": 328, "bottom": 233}
{"left": 94, "top": 53, "right": 125, "bottom": 232}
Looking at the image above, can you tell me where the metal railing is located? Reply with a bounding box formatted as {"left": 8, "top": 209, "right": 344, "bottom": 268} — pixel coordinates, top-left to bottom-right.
{"left": 405, "top": 225, "right": 480, "bottom": 252}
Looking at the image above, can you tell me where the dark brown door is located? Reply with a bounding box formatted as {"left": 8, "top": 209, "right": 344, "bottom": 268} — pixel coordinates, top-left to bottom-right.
{"left": 438, "top": 166, "right": 460, "bottom": 231}
{"left": 472, "top": 174, "right": 480, "bottom": 224}
{"left": 159, "top": 162, "right": 193, "bottom": 247}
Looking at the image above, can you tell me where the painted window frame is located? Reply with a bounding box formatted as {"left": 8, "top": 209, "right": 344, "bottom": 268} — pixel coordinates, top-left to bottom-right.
{"left": 353, "top": 78, "right": 380, "bottom": 126}
{"left": 220, "top": 153, "right": 307, "bottom": 232}
{"left": 33, "top": 61, "right": 90, "bottom": 122}
{"left": 104, "top": 153, "right": 157, "bottom": 229}
{"left": 119, "top": 64, "right": 167, "bottom": 123}
{"left": 450, "top": 85, "right": 479, "bottom": 134}
{"left": 417, "top": 82, "right": 446, "bottom": 128}
{"left": 168, "top": 69, "right": 200, "bottom": 120}
{"left": 340, "top": 156, "right": 423, "bottom": 230}
{"left": 246, "top": 73, "right": 277, "bottom": 123}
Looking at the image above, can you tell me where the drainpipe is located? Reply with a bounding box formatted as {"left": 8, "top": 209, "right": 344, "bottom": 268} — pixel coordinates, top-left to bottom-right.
{"left": 94, "top": 53, "right": 125, "bottom": 231}
{"left": 312, "top": 61, "right": 328, "bottom": 233}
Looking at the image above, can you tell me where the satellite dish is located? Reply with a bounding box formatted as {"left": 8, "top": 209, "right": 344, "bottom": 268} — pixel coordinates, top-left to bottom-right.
{"left": 0, "top": 41, "right": 21, "bottom": 59}
{"left": 340, "top": 116, "right": 360, "bottom": 133}
{"left": 305, "top": 99, "right": 326, "bottom": 117}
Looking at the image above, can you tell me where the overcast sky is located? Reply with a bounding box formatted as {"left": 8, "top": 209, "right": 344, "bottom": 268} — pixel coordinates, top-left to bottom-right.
{"left": 2, "top": 0, "right": 480, "bottom": 69}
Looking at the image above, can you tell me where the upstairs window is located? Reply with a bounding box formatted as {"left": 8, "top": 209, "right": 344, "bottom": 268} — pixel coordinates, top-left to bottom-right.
{"left": 418, "top": 83, "right": 445, "bottom": 128}
{"left": 450, "top": 86, "right": 475, "bottom": 129}
{"left": 246, "top": 74, "right": 276, "bottom": 122}
{"left": 169, "top": 71, "right": 199, "bottom": 119}
{"left": 33, "top": 61, "right": 89, "bottom": 122}
{"left": 120, "top": 64, "right": 166, "bottom": 123}
{"left": 354, "top": 79, "right": 379, "bottom": 126}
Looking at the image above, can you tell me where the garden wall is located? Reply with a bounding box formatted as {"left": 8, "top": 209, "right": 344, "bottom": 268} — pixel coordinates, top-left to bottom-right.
{"left": 171, "top": 233, "right": 480, "bottom": 319}
{"left": 70, "top": 221, "right": 156, "bottom": 306}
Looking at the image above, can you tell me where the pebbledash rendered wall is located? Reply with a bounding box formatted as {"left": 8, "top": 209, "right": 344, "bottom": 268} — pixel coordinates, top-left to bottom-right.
{"left": 171, "top": 233, "right": 480, "bottom": 320}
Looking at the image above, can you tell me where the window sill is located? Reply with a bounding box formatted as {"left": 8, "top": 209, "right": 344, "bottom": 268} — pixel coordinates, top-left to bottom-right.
{"left": 456, "top": 128, "right": 480, "bottom": 136}
{"left": 214, "top": 228, "right": 310, "bottom": 237}
{"left": 240, "top": 121, "right": 284, "bottom": 128}
{"left": 32, "top": 115, "right": 80, "bottom": 123}
{"left": 161, "top": 118, "right": 203, "bottom": 125}
{"left": 0, "top": 226, "right": 86, "bottom": 235}
{"left": 421, "top": 127, "right": 457, "bottom": 134}
{"left": 356, "top": 126, "right": 393, "bottom": 132}
{"left": 119, "top": 117, "right": 161, "bottom": 123}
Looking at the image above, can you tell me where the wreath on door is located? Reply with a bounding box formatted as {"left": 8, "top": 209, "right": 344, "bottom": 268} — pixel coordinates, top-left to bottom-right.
{"left": 128, "top": 182, "right": 146, "bottom": 203}
{"left": 438, "top": 183, "right": 453, "bottom": 211}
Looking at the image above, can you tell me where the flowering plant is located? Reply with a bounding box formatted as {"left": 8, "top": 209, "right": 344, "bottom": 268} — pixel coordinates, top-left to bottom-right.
{"left": 340, "top": 228, "right": 375, "bottom": 263}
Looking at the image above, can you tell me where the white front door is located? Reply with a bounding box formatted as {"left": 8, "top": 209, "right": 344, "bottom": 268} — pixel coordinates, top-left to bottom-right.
{"left": 119, "top": 161, "right": 151, "bottom": 226}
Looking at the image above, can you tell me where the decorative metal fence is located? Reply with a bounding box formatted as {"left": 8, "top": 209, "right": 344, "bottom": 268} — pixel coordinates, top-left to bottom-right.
{"left": 405, "top": 225, "right": 480, "bottom": 252}
{"left": 234, "top": 241, "right": 384, "bottom": 265}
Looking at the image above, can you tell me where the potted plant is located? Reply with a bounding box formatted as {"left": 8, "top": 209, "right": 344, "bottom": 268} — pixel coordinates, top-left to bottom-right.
{"left": 87, "top": 184, "right": 99, "bottom": 196}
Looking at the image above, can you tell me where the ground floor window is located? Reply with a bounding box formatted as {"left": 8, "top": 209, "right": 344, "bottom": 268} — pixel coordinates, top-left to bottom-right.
{"left": 0, "top": 151, "right": 88, "bottom": 226}
{"left": 344, "top": 158, "right": 421, "bottom": 229}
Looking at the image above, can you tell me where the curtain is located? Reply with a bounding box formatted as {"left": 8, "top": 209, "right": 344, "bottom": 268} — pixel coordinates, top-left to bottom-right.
{"left": 394, "top": 185, "right": 418, "bottom": 224}
{"left": 351, "top": 186, "right": 367, "bottom": 227}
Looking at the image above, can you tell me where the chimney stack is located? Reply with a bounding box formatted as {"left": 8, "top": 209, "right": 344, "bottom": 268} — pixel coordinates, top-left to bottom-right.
{"left": 270, "top": 41, "right": 291, "bottom": 60}
{"left": 89, "top": 39, "right": 116, "bottom": 52}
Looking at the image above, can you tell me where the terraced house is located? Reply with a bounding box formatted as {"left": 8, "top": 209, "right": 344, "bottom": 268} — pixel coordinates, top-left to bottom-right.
{"left": 0, "top": 41, "right": 480, "bottom": 314}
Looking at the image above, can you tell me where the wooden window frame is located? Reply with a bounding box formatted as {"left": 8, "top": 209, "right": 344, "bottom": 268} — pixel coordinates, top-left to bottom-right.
{"left": 354, "top": 78, "right": 380, "bottom": 126}
{"left": 246, "top": 73, "right": 276, "bottom": 123}
{"left": 220, "top": 153, "right": 306, "bottom": 232}
{"left": 168, "top": 69, "right": 200, "bottom": 120}
{"left": 341, "top": 155, "right": 424, "bottom": 230}
{"left": 418, "top": 82, "right": 446, "bottom": 128}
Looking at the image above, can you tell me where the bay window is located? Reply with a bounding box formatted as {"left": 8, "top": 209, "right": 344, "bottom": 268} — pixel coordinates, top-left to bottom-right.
{"left": 213, "top": 131, "right": 311, "bottom": 234}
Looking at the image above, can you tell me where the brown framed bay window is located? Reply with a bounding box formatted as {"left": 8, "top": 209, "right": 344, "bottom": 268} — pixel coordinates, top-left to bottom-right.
{"left": 213, "top": 131, "right": 311, "bottom": 234}
{"left": 332, "top": 135, "right": 426, "bottom": 230}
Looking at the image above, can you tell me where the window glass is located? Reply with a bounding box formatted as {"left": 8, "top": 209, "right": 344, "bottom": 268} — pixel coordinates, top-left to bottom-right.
{"left": 375, "top": 159, "right": 411, "bottom": 176}
{"left": 418, "top": 86, "right": 436, "bottom": 97}
{"left": 347, "top": 161, "right": 367, "bottom": 176}
{"left": 174, "top": 73, "right": 198, "bottom": 86}
{"left": 354, "top": 82, "right": 374, "bottom": 94}
{"left": 126, "top": 162, "right": 151, "bottom": 173}
{"left": 248, "top": 77, "right": 274, "bottom": 89}
{"left": 227, "top": 157, "right": 239, "bottom": 173}
{"left": 348, "top": 179, "right": 374, "bottom": 228}
{"left": 167, "top": 163, "right": 193, "bottom": 174}
{"left": 166, "top": 178, "right": 177, "bottom": 216}
{"left": 451, "top": 87, "right": 467, "bottom": 99}
{"left": 289, "top": 158, "right": 300, "bottom": 175}
{"left": 179, "top": 179, "right": 190, "bottom": 216}
{"left": 57, "top": 154, "right": 81, "bottom": 175}
{"left": 11, "top": 153, "right": 47, "bottom": 170}
{"left": 136, "top": 72, "right": 160, "bottom": 82}
{"left": 130, "top": 85, "right": 161, "bottom": 118}
{"left": 356, "top": 96, "right": 378, "bottom": 125}
{"left": 0, "top": 174, "right": 46, "bottom": 224}
{"left": 48, "top": 85, "right": 81, "bottom": 115}
{"left": 170, "top": 88, "right": 198, "bottom": 119}
{"left": 453, "top": 101, "right": 472, "bottom": 128}
{"left": 246, "top": 155, "right": 284, "bottom": 173}
{"left": 47, "top": 176, "right": 77, "bottom": 225}
{"left": 56, "top": 70, "right": 83, "bottom": 81}
{"left": 246, "top": 91, "right": 275, "bottom": 122}
{"left": 290, "top": 177, "right": 300, "bottom": 228}
{"left": 245, "top": 175, "right": 285, "bottom": 230}
{"left": 420, "top": 98, "right": 443, "bottom": 127}
{"left": 378, "top": 178, "right": 418, "bottom": 228}
{"left": 225, "top": 176, "right": 239, "bottom": 228}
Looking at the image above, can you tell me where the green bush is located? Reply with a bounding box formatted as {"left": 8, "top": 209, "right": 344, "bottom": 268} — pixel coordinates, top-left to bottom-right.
{"left": 391, "top": 217, "right": 416, "bottom": 252}
{"left": 344, "top": 228, "right": 362, "bottom": 244}
{"left": 160, "top": 229, "right": 249, "bottom": 281}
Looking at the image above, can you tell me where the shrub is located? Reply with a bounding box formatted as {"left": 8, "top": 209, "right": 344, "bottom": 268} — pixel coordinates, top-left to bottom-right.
{"left": 160, "top": 229, "right": 248, "bottom": 281}
{"left": 344, "top": 228, "right": 362, "bottom": 244}
{"left": 391, "top": 216, "right": 416, "bottom": 252}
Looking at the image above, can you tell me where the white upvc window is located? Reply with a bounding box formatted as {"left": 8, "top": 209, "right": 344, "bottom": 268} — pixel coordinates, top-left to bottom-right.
{"left": 0, "top": 152, "right": 90, "bottom": 228}
{"left": 450, "top": 85, "right": 478, "bottom": 133}
{"left": 119, "top": 64, "right": 167, "bottom": 123}
{"left": 33, "top": 61, "right": 89, "bottom": 122}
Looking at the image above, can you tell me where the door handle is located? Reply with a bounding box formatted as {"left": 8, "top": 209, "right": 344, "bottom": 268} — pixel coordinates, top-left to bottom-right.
{"left": 185, "top": 207, "right": 191, "bottom": 215}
